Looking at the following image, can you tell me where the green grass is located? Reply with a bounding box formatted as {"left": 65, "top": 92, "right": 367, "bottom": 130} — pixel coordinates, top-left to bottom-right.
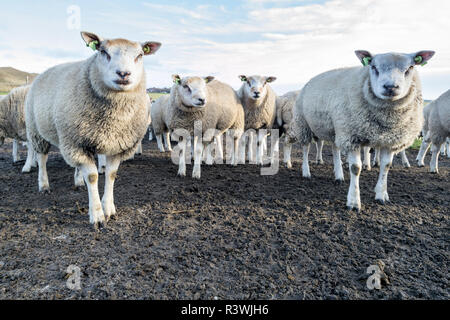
{"left": 0, "top": 91, "right": 8, "bottom": 95}
{"left": 148, "top": 92, "right": 168, "bottom": 100}
{"left": 410, "top": 138, "right": 423, "bottom": 150}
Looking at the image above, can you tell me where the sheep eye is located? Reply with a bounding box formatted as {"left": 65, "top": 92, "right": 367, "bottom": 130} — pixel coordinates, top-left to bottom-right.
{"left": 101, "top": 49, "right": 111, "bottom": 61}
{"left": 183, "top": 85, "right": 191, "bottom": 93}
{"left": 371, "top": 66, "right": 379, "bottom": 76}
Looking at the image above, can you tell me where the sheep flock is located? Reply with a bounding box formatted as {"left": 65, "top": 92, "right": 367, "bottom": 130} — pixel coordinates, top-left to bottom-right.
{"left": 1, "top": 31, "right": 448, "bottom": 228}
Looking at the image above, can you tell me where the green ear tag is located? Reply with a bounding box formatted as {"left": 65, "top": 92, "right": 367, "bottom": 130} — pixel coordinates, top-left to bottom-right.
{"left": 415, "top": 55, "right": 427, "bottom": 66}
{"left": 143, "top": 46, "right": 151, "bottom": 54}
{"left": 362, "top": 57, "right": 371, "bottom": 66}
{"left": 88, "top": 40, "right": 99, "bottom": 51}
{"left": 175, "top": 79, "right": 181, "bottom": 85}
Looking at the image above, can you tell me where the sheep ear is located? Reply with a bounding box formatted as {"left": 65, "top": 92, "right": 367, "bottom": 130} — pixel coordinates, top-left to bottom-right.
{"left": 239, "top": 75, "right": 247, "bottom": 82}
{"left": 172, "top": 74, "right": 181, "bottom": 85}
{"left": 355, "top": 50, "right": 372, "bottom": 66}
{"left": 412, "top": 51, "right": 435, "bottom": 66}
{"left": 142, "top": 42, "right": 161, "bottom": 55}
{"left": 81, "top": 31, "right": 103, "bottom": 51}
{"left": 204, "top": 76, "right": 215, "bottom": 83}
{"left": 265, "top": 76, "right": 276, "bottom": 83}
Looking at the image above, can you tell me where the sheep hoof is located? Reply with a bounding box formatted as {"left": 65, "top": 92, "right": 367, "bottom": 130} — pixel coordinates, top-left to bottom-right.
{"left": 346, "top": 206, "right": 360, "bottom": 213}
{"left": 39, "top": 187, "right": 51, "bottom": 194}
{"left": 375, "top": 199, "right": 390, "bottom": 205}
{"left": 363, "top": 165, "right": 371, "bottom": 171}
{"left": 73, "top": 185, "right": 86, "bottom": 191}
{"left": 316, "top": 160, "right": 324, "bottom": 165}
{"left": 334, "top": 179, "right": 344, "bottom": 185}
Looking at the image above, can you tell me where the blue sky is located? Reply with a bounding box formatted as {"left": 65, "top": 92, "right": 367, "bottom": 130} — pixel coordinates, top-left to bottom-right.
{"left": 1, "top": 0, "right": 449, "bottom": 99}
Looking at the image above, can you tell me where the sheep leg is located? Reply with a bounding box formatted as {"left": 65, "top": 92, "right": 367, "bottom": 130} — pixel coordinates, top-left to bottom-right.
{"left": 247, "top": 131, "right": 255, "bottom": 163}
{"left": 148, "top": 127, "right": 154, "bottom": 141}
{"left": 256, "top": 130, "right": 265, "bottom": 166}
{"left": 430, "top": 143, "right": 441, "bottom": 173}
{"left": 12, "top": 139, "right": 20, "bottom": 162}
{"left": 315, "top": 139, "right": 324, "bottom": 164}
{"left": 21, "top": 141, "right": 35, "bottom": 173}
{"left": 446, "top": 138, "right": 450, "bottom": 158}
{"left": 80, "top": 162, "right": 104, "bottom": 227}
{"left": 238, "top": 135, "right": 246, "bottom": 165}
{"left": 302, "top": 144, "right": 311, "bottom": 178}
{"left": 371, "top": 147, "right": 380, "bottom": 167}
{"left": 97, "top": 154, "right": 106, "bottom": 174}
{"left": 164, "top": 131, "right": 172, "bottom": 152}
{"left": 102, "top": 155, "right": 121, "bottom": 221}
{"left": 192, "top": 135, "right": 203, "bottom": 179}
{"left": 440, "top": 143, "right": 446, "bottom": 156}
{"left": 417, "top": 134, "right": 431, "bottom": 167}
{"left": 215, "top": 133, "right": 224, "bottom": 164}
{"left": 136, "top": 141, "right": 143, "bottom": 155}
{"left": 400, "top": 150, "right": 410, "bottom": 168}
{"left": 284, "top": 137, "right": 292, "bottom": 169}
{"left": 156, "top": 134, "right": 165, "bottom": 153}
{"left": 37, "top": 153, "right": 50, "bottom": 192}
{"left": 374, "top": 148, "right": 394, "bottom": 204}
{"left": 177, "top": 136, "right": 187, "bottom": 177}
{"left": 362, "top": 147, "right": 371, "bottom": 171}
{"left": 347, "top": 148, "right": 362, "bottom": 211}
{"left": 74, "top": 167, "right": 85, "bottom": 187}
{"left": 232, "top": 135, "right": 241, "bottom": 166}
{"left": 270, "top": 132, "right": 280, "bottom": 167}
{"left": 332, "top": 144, "right": 344, "bottom": 182}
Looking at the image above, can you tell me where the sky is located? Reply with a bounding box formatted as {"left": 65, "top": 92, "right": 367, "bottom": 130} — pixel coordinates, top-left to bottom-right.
{"left": 0, "top": 0, "right": 449, "bottom": 99}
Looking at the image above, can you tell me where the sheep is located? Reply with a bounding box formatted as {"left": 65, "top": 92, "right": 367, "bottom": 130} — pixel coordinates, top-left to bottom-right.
{"left": 164, "top": 75, "right": 244, "bottom": 179}
{"left": 416, "top": 89, "right": 450, "bottom": 173}
{"left": 276, "top": 90, "right": 324, "bottom": 168}
{"left": 0, "top": 85, "right": 37, "bottom": 171}
{"left": 440, "top": 138, "right": 450, "bottom": 157}
{"left": 150, "top": 94, "right": 173, "bottom": 152}
{"left": 237, "top": 75, "right": 277, "bottom": 165}
{"left": 291, "top": 50, "right": 434, "bottom": 210}
{"left": 25, "top": 31, "right": 161, "bottom": 227}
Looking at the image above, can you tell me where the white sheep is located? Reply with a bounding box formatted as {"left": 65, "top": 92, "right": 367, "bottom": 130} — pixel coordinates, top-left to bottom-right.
{"left": 291, "top": 50, "right": 434, "bottom": 210}
{"left": 164, "top": 75, "right": 244, "bottom": 179}
{"left": 237, "top": 75, "right": 277, "bottom": 165}
{"left": 416, "top": 89, "right": 450, "bottom": 173}
{"left": 0, "top": 85, "right": 37, "bottom": 171}
{"left": 150, "top": 94, "right": 172, "bottom": 152}
{"left": 276, "top": 90, "right": 324, "bottom": 168}
{"left": 25, "top": 31, "right": 161, "bottom": 227}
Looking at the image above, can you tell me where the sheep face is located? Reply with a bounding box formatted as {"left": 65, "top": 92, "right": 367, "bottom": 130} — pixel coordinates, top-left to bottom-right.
{"left": 239, "top": 75, "right": 276, "bottom": 101}
{"left": 355, "top": 50, "right": 434, "bottom": 101}
{"left": 81, "top": 32, "right": 161, "bottom": 92}
{"left": 172, "top": 75, "right": 214, "bottom": 111}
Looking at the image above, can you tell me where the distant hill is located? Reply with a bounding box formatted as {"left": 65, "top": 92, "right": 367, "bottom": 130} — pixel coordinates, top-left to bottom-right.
{"left": 0, "top": 67, "right": 38, "bottom": 92}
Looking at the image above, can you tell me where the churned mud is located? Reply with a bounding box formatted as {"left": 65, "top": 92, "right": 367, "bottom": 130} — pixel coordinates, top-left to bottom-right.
{"left": 0, "top": 138, "right": 448, "bottom": 299}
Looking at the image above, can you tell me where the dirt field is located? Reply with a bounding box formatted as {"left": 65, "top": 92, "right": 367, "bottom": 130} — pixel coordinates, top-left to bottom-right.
{"left": 0, "top": 138, "right": 448, "bottom": 300}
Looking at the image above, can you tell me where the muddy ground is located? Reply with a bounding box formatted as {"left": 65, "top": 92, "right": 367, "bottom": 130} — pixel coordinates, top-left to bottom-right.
{"left": 0, "top": 137, "right": 448, "bottom": 300}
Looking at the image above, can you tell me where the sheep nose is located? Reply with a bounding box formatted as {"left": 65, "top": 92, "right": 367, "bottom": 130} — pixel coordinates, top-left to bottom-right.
{"left": 253, "top": 92, "right": 261, "bottom": 98}
{"left": 198, "top": 98, "right": 205, "bottom": 105}
{"left": 116, "top": 71, "right": 131, "bottom": 79}
{"left": 383, "top": 84, "right": 399, "bottom": 90}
